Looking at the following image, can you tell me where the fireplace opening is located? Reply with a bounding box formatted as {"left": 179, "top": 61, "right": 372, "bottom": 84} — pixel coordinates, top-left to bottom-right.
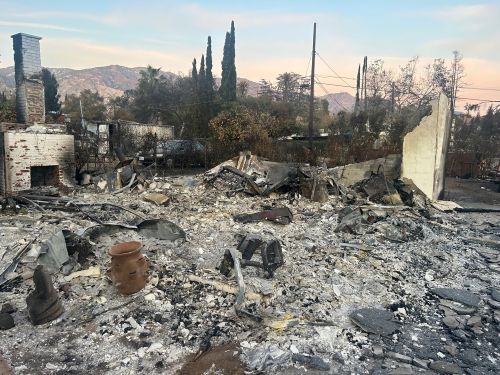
{"left": 30, "top": 165, "right": 59, "bottom": 187}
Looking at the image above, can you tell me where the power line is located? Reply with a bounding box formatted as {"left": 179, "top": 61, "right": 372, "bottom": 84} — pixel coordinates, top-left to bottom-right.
{"left": 315, "top": 78, "right": 348, "bottom": 111}
{"left": 316, "top": 74, "right": 356, "bottom": 80}
{"left": 313, "top": 82, "right": 357, "bottom": 89}
{"left": 304, "top": 55, "right": 312, "bottom": 79}
{"left": 456, "top": 97, "right": 500, "bottom": 103}
{"left": 461, "top": 87, "right": 500, "bottom": 92}
{"left": 315, "top": 52, "right": 356, "bottom": 89}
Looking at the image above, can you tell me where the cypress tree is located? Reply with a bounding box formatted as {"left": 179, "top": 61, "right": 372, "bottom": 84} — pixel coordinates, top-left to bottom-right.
{"left": 220, "top": 31, "right": 231, "bottom": 100}
{"left": 199, "top": 55, "right": 205, "bottom": 81}
{"left": 205, "top": 36, "right": 214, "bottom": 94}
{"left": 42, "top": 68, "right": 61, "bottom": 112}
{"left": 228, "top": 20, "right": 237, "bottom": 100}
{"left": 192, "top": 58, "right": 198, "bottom": 81}
{"left": 220, "top": 21, "right": 237, "bottom": 101}
{"left": 363, "top": 56, "right": 368, "bottom": 111}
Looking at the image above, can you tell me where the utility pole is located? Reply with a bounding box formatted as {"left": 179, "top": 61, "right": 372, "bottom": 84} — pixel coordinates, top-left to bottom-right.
{"left": 308, "top": 22, "right": 316, "bottom": 151}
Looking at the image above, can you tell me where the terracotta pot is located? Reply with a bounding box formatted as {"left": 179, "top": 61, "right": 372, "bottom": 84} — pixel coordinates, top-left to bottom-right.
{"left": 108, "top": 241, "right": 148, "bottom": 295}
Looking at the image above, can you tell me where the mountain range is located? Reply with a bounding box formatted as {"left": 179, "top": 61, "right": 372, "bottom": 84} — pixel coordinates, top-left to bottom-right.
{"left": 0, "top": 65, "right": 354, "bottom": 113}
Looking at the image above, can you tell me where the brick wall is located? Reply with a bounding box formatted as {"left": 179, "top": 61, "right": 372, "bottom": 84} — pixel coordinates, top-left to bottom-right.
{"left": 2, "top": 132, "right": 75, "bottom": 194}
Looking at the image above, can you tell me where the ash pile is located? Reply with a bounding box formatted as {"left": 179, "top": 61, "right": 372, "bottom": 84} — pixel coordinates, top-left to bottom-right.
{"left": 0, "top": 152, "right": 499, "bottom": 375}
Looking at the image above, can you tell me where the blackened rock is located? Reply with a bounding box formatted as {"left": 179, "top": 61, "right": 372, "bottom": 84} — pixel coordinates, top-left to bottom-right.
{"left": 491, "top": 289, "right": 500, "bottom": 302}
{"left": 291, "top": 353, "right": 330, "bottom": 371}
{"left": 0, "top": 312, "right": 14, "bottom": 330}
{"left": 460, "top": 349, "right": 478, "bottom": 365}
{"left": 350, "top": 308, "right": 400, "bottom": 336}
{"left": 431, "top": 288, "right": 480, "bottom": 307}
{"left": 429, "top": 361, "right": 463, "bottom": 374}
{"left": 1, "top": 303, "right": 16, "bottom": 314}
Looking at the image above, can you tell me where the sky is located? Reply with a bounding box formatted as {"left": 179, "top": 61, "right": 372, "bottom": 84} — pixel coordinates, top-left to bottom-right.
{"left": 0, "top": 0, "right": 499, "bottom": 110}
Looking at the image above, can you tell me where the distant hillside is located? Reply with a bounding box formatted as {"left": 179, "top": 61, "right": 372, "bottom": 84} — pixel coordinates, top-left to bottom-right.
{"left": 321, "top": 92, "right": 356, "bottom": 113}
{"left": 0, "top": 65, "right": 177, "bottom": 99}
{"left": 0, "top": 65, "right": 355, "bottom": 112}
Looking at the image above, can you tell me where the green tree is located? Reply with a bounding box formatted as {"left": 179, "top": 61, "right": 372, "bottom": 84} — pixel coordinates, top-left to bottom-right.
{"left": 191, "top": 58, "right": 198, "bottom": 81}
{"left": 209, "top": 105, "right": 272, "bottom": 156}
{"left": 220, "top": 21, "right": 237, "bottom": 101}
{"left": 275, "top": 72, "right": 301, "bottom": 104}
{"left": 130, "top": 65, "right": 169, "bottom": 123}
{"left": 42, "top": 68, "right": 61, "bottom": 112}
{"left": 205, "top": 36, "right": 214, "bottom": 97}
{"left": 63, "top": 89, "right": 106, "bottom": 124}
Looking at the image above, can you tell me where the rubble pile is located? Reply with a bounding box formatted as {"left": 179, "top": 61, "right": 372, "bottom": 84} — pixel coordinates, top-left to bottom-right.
{"left": 0, "top": 156, "right": 499, "bottom": 375}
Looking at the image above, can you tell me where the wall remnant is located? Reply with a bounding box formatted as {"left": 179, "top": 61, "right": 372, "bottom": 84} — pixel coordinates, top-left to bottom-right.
{"left": 0, "top": 131, "right": 75, "bottom": 194}
{"left": 0, "top": 33, "right": 75, "bottom": 196}
{"left": 11, "top": 33, "right": 45, "bottom": 124}
{"left": 401, "top": 93, "right": 451, "bottom": 200}
{"left": 329, "top": 154, "right": 402, "bottom": 186}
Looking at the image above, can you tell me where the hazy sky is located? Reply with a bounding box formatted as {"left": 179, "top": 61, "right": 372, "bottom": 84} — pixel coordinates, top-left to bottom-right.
{"left": 1, "top": 0, "right": 499, "bottom": 109}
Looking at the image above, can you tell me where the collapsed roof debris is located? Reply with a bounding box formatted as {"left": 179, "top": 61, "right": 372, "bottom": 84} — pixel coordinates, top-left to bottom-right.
{"left": 1, "top": 152, "right": 499, "bottom": 374}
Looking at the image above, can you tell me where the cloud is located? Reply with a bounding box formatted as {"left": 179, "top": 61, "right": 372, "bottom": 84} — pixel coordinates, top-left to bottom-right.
{"left": 36, "top": 37, "right": 186, "bottom": 71}
{"left": 437, "top": 4, "right": 498, "bottom": 21}
{"left": 0, "top": 20, "right": 83, "bottom": 32}
{"left": 179, "top": 4, "right": 329, "bottom": 29}
{"left": 15, "top": 11, "right": 122, "bottom": 26}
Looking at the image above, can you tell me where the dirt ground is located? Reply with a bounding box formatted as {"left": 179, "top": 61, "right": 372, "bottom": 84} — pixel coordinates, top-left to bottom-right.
{"left": 444, "top": 177, "right": 500, "bottom": 207}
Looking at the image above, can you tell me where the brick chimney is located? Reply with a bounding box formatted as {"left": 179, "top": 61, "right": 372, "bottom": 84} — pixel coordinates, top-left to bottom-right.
{"left": 11, "top": 33, "right": 45, "bottom": 124}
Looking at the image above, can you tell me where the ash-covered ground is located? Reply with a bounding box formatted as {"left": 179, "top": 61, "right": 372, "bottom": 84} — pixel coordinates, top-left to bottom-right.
{"left": 0, "top": 174, "right": 499, "bottom": 375}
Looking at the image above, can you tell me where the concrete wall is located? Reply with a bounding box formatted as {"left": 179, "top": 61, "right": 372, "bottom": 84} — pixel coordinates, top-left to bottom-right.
{"left": 12, "top": 33, "right": 45, "bottom": 124}
{"left": 401, "top": 93, "right": 451, "bottom": 200}
{"left": 120, "top": 123, "right": 174, "bottom": 140}
{"left": 1, "top": 131, "right": 75, "bottom": 194}
{"left": 330, "top": 154, "right": 402, "bottom": 186}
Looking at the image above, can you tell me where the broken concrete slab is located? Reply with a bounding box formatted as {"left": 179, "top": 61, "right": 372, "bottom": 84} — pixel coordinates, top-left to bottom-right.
{"left": 401, "top": 93, "right": 451, "bottom": 200}
{"left": 37, "top": 230, "right": 70, "bottom": 272}
{"left": 330, "top": 154, "right": 401, "bottom": 186}
{"left": 431, "top": 288, "right": 481, "bottom": 308}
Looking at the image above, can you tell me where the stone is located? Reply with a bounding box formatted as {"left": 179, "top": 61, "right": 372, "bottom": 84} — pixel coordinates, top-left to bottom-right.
{"left": 491, "top": 289, "right": 500, "bottom": 302}
{"left": 1, "top": 303, "right": 16, "bottom": 314}
{"left": 442, "top": 316, "right": 459, "bottom": 330}
{"left": 143, "top": 193, "right": 170, "bottom": 206}
{"left": 350, "top": 308, "right": 400, "bottom": 336}
{"left": 487, "top": 298, "right": 500, "bottom": 309}
{"left": 466, "top": 316, "right": 481, "bottom": 327}
{"left": 401, "top": 93, "right": 451, "bottom": 200}
{"left": 429, "top": 361, "right": 463, "bottom": 374}
{"left": 439, "top": 300, "right": 476, "bottom": 315}
{"left": 373, "top": 345, "right": 384, "bottom": 358}
{"left": 411, "top": 358, "right": 429, "bottom": 369}
{"left": 0, "top": 313, "right": 15, "bottom": 330}
{"left": 387, "top": 352, "right": 412, "bottom": 364}
{"left": 432, "top": 288, "right": 480, "bottom": 308}
{"left": 460, "top": 349, "right": 478, "bottom": 365}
